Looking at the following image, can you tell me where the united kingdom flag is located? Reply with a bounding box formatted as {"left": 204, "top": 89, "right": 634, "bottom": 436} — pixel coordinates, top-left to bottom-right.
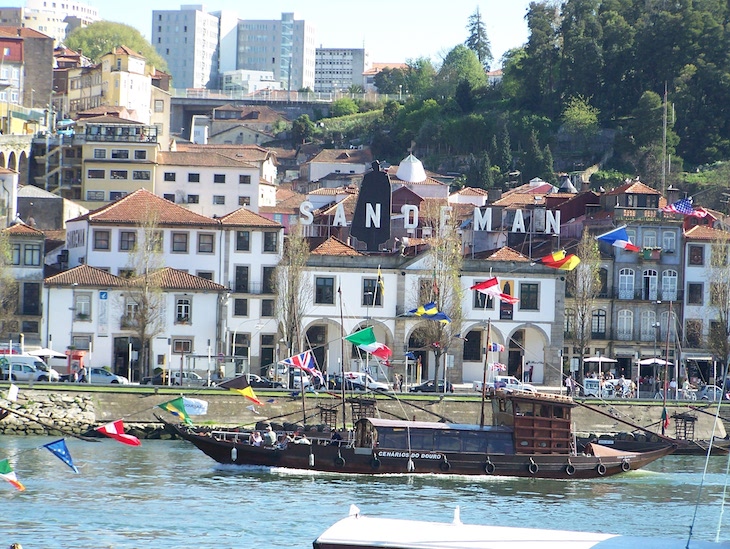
{"left": 282, "top": 350, "right": 324, "bottom": 383}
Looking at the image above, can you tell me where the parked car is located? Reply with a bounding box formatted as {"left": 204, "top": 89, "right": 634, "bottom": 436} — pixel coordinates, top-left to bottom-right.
{"left": 409, "top": 379, "right": 454, "bottom": 393}
{"left": 0, "top": 356, "right": 59, "bottom": 382}
{"left": 82, "top": 367, "right": 129, "bottom": 384}
{"left": 697, "top": 384, "right": 726, "bottom": 401}
{"left": 292, "top": 372, "right": 310, "bottom": 390}
{"left": 245, "top": 374, "right": 284, "bottom": 389}
{"left": 473, "top": 375, "right": 536, "bottom": 394}
{"left": 343, "top": 371, "right": 391, "bottom": 391}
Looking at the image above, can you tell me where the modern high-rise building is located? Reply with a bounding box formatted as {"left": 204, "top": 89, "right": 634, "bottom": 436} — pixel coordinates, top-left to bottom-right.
{"left": 314, "top": 47, "right": 371, "bottom": 93}
{"left": 0, "top": 1, "right": 98, "bottom": 45}
{"left": 151, "top": 8, "right": 315, "bottom": 92}
{"left": 236, "top": 13, "right": 316, "bottom": 92}
{"left": 151, "top": 5, "right": 219, "bottom": 90}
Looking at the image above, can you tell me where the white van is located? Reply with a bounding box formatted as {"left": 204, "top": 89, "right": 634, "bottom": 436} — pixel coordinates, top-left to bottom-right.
{"left": 0, "top": 355, "right": 59, "bottom": 381}
{"left": 344, "top": 371, "right": 390, "bottom": 391}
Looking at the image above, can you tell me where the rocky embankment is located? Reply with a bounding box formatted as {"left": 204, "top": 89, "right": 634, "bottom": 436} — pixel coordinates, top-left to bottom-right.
{"left": 0, "top": 391, "right": 171, "bottom": 439}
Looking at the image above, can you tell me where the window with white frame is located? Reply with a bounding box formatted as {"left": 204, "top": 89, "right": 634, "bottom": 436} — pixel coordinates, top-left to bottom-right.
{"left": 642, "top": 230, "right": 657, "bottom": 248}
{"left": 176, "top": 297, "right": 191, "bottom": 323}
{"left": 75, "top": 294, "right": 91, "bottom": 319}
{"left": 662, "top": 231, "right": 676, "bottom": 252}
{"left": 661, "top": 270, "right": 678, "bottom": 301}
{"left": 618, "top": 268, "right": 634, "bottom": 299}
{"left": 172, "top": 339, "right": 192, "bottom": 353}
{"left": 23, "top": 244, "right": 41, "bottom": 266}
{"left": 617, "top": 309, "right": 633, "bottom": 340}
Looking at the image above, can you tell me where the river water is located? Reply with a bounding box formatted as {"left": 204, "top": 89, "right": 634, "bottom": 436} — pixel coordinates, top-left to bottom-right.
{"left": 2, "top": 435, "right": 730, "bottom": 548}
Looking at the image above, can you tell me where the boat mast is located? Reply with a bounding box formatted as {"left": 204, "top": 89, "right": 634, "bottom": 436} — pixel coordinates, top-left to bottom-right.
{"left": 661, "top": 300, "right": 672, "bottom": 434}
{"left": 479, "top": 319, "right": 492, "bottom": 428}
{"left": 339, "top": 285, "right": 346, "bottom": 431}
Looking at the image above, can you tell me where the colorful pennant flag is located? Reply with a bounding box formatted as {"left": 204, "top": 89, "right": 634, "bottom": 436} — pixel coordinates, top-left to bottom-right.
{"left": 542, "top": 253, "right": 581, "bottom": 271}
{"left": 96, "top": 420, "right": 141, "bottom": 447}
{"left": 345, "top": 326, "right": 393, "bottom": 359}
{"left": 470, "top": 278, "right": 520, "bottom": 304}
{"left": 246, "top": 404, "right": 260, "bottom": 414}
{"left": 661, "top": 197, "right": 708, "bottom": 218}
{"left": 488, "top": 342, "right": 505, "bottom": 352}
{"left": 595, "top": 225, "right": 640, "bottom": 252}
{"left": 408, "top": 302, "right": 452, "bottom": 323}
{"left": 217, "top": 375, "right": 264, "bottom": 405}
{"left": 540, "top": 250, "right": 566, "bottom": 263}
{"left": 661, "top": 407, "right": 670, "bottom": 430}
{"left": 158, "top": 397, "right": 193, "bottom": 425}
{"left": 0, "top": 459, "right": 25, "bottom": 491}
{"left": 182, "top": 397, "right": 208, "bottom": 416}
{"left": 491, "top": 362, "right": 507, "bottom": 371}
{"left": 43, "top": 439, "right": 79, "bottom": 473}
{"left": 6, "top": 383, "right": 18, "bottom": 402}
{"left": 282, "top": 350, "right": 325, "bottom": 384}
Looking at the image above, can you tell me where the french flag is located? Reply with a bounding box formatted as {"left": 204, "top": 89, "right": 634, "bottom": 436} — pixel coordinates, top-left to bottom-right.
{"left": 595, "top": 225, "right": 640, "bottom": 252}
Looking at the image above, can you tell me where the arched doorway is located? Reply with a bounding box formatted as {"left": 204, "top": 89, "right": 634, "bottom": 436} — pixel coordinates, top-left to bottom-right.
{"left": 407, "top": 326, "right": 432, "bottom": 385}
{"left": 17, "top": 151, "right": 28, "bottom": 186}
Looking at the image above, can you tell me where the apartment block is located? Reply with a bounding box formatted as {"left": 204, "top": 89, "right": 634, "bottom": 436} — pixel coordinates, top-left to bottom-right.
{"left": 314, "top": 47, "right": 371, "bottom": 93}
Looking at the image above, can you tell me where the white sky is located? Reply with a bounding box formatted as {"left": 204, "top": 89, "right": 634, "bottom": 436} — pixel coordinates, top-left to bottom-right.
{"left": 34, "top": 1, "right": 534, "bottom": 67}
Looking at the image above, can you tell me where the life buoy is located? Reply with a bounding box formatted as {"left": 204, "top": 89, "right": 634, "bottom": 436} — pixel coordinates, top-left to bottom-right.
{"left": 485, "top": 461, "right": 496, "bottom": 474}
{"left": 528, "top": 460, "right": 539, "bottom": 475}
{"left": 621, "top": 459, "right": 631, "bottom": 472}
{"left": 596, "top": 463, "right": 607, "bottom": 476}
{"left": 371, "top": 457, "right": 381, "bottom": 469}
{"left": 565, "top": 463, "right": 576, "bottom": 476}
{"left": 439, "top": 461, "right": 451, "bottom": 472}
{"left": 335, "top": 456, "right": 346, "bottom": 467}
{"left": 231, "top": 447, "right": 238, "bottom": 462}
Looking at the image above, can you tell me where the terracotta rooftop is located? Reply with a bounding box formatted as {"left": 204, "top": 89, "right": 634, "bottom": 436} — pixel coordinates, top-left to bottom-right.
{"left": 485, "top": 247, "right": 531, "bottom": 262}
{"left": 309, "top": 148, "right": 373, "bottom": 165}
{"left": 308, "top": 186, "right": 358, "bottom": 196}
{"left": 259, "top": 187, "right": 308, "bottom": 215}
{"left": 78, "top": 115, "right": 144, "bottom": 125}
{"left": 316, "top": 194, "right": 357, "bottom": 218}
{"left": 72, "top": 188, "right": 219, "bottom": 226}
{"left": 175, "top": 143, "right": 274, "bottom": 163}
{"left": 45, "top": 265, "right": 125, "bottom": 287}
{"left": 140, "top": 268, "right": 228, "bottom": 291}
{"left": 111, "top": 45, "right": 144, "bottom": 58}
{"left": 607, "top": 180, "right": 661, "bottom": 196}
{"left": 310, "top": 236, "right": 363, "bottom": 256}
{"left": 387, "top": 165, "right": 446, "bottom": 187}
{"left": 0, "top": 27, "right": 49, "bottom": 39}
{"left": 2, "top": 222, "right": 44, "bottom": 237}
{"left": 157, "top": 151, "right": 256, "bottom": 168}
{"left": 684, "top": 225, "right": 730, "bottom": 241}
{"left": 218, "top": 208, "right": 283, "bottom": 228}
{"left": 453, "top": 187, "right": 489, "bottom": 197}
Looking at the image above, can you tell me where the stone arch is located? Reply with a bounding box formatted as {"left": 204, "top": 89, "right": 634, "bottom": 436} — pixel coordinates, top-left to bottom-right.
{"left": 7, "top": 151, "right": 16, "bottom": 171}
{"left": 505, "top": 323, "right": 552, "bottom": 384}
{"left": 17, "top": 150, "right": 28, "bottom": 186}
{"left": 346, "top": 319, "right": 394, "bottom": 374}
{"left": 302, "top": 317, "right": 346, "bottom": 375}
{"left": 0, "top": 152, "right": 5, "bottom": 169}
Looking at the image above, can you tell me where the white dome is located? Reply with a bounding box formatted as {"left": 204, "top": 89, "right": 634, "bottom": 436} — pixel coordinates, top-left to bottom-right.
{"left": 395, "top": 154, "right": 427, "bottom": 183}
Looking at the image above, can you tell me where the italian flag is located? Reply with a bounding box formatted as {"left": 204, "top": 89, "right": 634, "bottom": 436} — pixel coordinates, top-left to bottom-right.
{"left": 0, "top": 459, "right": 25, "bottom": 491}
{"left": 345, "top": 327, "right": 392, "bottom": 360}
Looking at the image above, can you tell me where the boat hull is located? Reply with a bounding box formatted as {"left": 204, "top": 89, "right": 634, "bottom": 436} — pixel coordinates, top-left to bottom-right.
{"left": 171, "top": 424, "right": 674, "bottom": 479}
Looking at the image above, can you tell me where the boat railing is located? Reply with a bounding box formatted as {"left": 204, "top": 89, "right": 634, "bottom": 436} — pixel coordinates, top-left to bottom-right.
{"left": 207, "top": 428, "right": 354, "bottom": 448}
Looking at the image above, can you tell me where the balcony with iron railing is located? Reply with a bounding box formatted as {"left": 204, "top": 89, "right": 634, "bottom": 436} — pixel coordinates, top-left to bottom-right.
{"left": 231, "top": 281, "right": 275, "bottom": 295}
{"left": 614, "top": 288, "right": 684, "bottom": 302}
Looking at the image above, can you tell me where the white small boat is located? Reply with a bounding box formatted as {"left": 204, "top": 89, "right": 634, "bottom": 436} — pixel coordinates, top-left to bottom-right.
{"left": 313, "top": 506, "right": 728, "bottom": 549}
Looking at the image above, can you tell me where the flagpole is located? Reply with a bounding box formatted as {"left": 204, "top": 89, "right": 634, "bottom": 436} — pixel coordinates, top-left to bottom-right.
{"left": 661, "top": 300, "right": 671, "bottom": 435}
{"left": 479, "top": 319, "right": 491, "bottom": 428}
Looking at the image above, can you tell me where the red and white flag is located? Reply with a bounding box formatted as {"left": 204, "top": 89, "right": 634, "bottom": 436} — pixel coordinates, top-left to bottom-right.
{"left": 96, "top": 420, "right": 141, "bottom": 447}
{"left": 470, "top": 277, "right": 520, "bottom": 304}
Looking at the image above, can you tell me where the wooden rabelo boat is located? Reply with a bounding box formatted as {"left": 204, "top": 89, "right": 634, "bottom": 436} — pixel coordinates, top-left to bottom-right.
{"left": 168, "top": 389, "right": 674, "bottom": 479}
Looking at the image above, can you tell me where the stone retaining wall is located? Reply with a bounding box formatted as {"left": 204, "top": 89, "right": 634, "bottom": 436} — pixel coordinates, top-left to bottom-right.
{"left": 0, "top": 387, "right": 726, "bottom": 441}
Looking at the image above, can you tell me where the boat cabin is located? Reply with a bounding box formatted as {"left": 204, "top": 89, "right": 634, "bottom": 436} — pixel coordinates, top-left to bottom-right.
{"left": 354, "top": 418, "right": 515, "bottom": 455}
{"left": 492, "top": 390, "right": 575, "bottom": 454}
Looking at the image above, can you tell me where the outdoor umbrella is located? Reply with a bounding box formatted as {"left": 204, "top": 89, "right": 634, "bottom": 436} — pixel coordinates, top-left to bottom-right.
{"left": 27, "top": 348, "right": 67, "bottom": 359}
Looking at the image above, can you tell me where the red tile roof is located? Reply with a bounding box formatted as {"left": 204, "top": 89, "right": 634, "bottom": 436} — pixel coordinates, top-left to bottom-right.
{"left": 45, "top": 265, "right": 125, "bottom": 287}
{"left": 311, "top": 236, "right": 363, "bottom": 256}
{"left": 2, "top": 222, "right": 44, "bottom": 237}
{"left": 157, "top": 151, "right": 256, "bottom": 168}
{"left": 138, "top": 268, "right": 228, "bottom": 291}
{"left": 485, "top": 247, "right": 531, "bottom": 262}
{"left": 73, "top": 188, "right": 219, "bottom": 226}
{"left": 310, "top": 148, "right": 373, "bottom": 164}
{"left": 218, "top": 208, "right": 283, "bottom": 228}
{"left": 607, "top": 180, "right": 661, "bottom": 196}
{"left": 684, "top": 225, "right": 730, "bottom": 241}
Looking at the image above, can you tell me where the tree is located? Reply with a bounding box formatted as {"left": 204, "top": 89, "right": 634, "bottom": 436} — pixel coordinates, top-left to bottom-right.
{"left": 708, "top": 230, "right": 730, "bottom": 371}
{"left": 566, "top": 229, "right": 602, "bottom": 389}
{"left": 434, "top": 45, "right": 487, "bottom": 98}
{"left": 373, "top": 67, "right": 407, "bottom": 94}
{"left": 291, "top": 114, "right": 315, "bottom": 146}
{"left": 65, "top": 21, "right": 167, "bottom": 71}
{"left": 330, "top": 98, "right": 359, "bottom": 118}
{"left": 411, "top": 202, "right": 464, "bottom": 384}
{"left": 121, "top": 210, "right": 166, "bottom": 380}
{"left": 465, "top": 7, "right": 492, "bottom": 70}
{"left": 274, "top": 224, "right": 311, "bottom": 356}
{"left": 0, "top": 230, "right": 18, "bottom": 339}
{"left": 561, "top": 95, "right": 600, "bottom": 142}
{"left": 466, "top": 151, "right": 493, "bottom": 189}
{"left": 404, "top": 57, "right": 436, "bottom": 98}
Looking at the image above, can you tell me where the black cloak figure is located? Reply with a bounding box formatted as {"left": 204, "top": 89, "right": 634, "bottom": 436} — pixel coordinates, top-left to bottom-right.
{"left": 351, "top": 160, "right": 391, "bottom": 251}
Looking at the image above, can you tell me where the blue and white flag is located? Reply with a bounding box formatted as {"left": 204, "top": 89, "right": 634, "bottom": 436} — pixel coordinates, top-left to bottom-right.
{"left": 43, "top": 438, "right": 79, "bottom": 473}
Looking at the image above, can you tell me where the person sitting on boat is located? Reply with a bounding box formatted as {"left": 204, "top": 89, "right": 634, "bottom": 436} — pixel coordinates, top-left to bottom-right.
{"left": 263, "top": 425, "right": 277, "bottom": 446}
{"left": 330, "top": 431, "right": 343, "bottom": 446}
{"left": 250, "top": 431, "right": 263, "bottom": 446}
{"left": 294, "top": 433, "right": 312, "bottom": 445}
